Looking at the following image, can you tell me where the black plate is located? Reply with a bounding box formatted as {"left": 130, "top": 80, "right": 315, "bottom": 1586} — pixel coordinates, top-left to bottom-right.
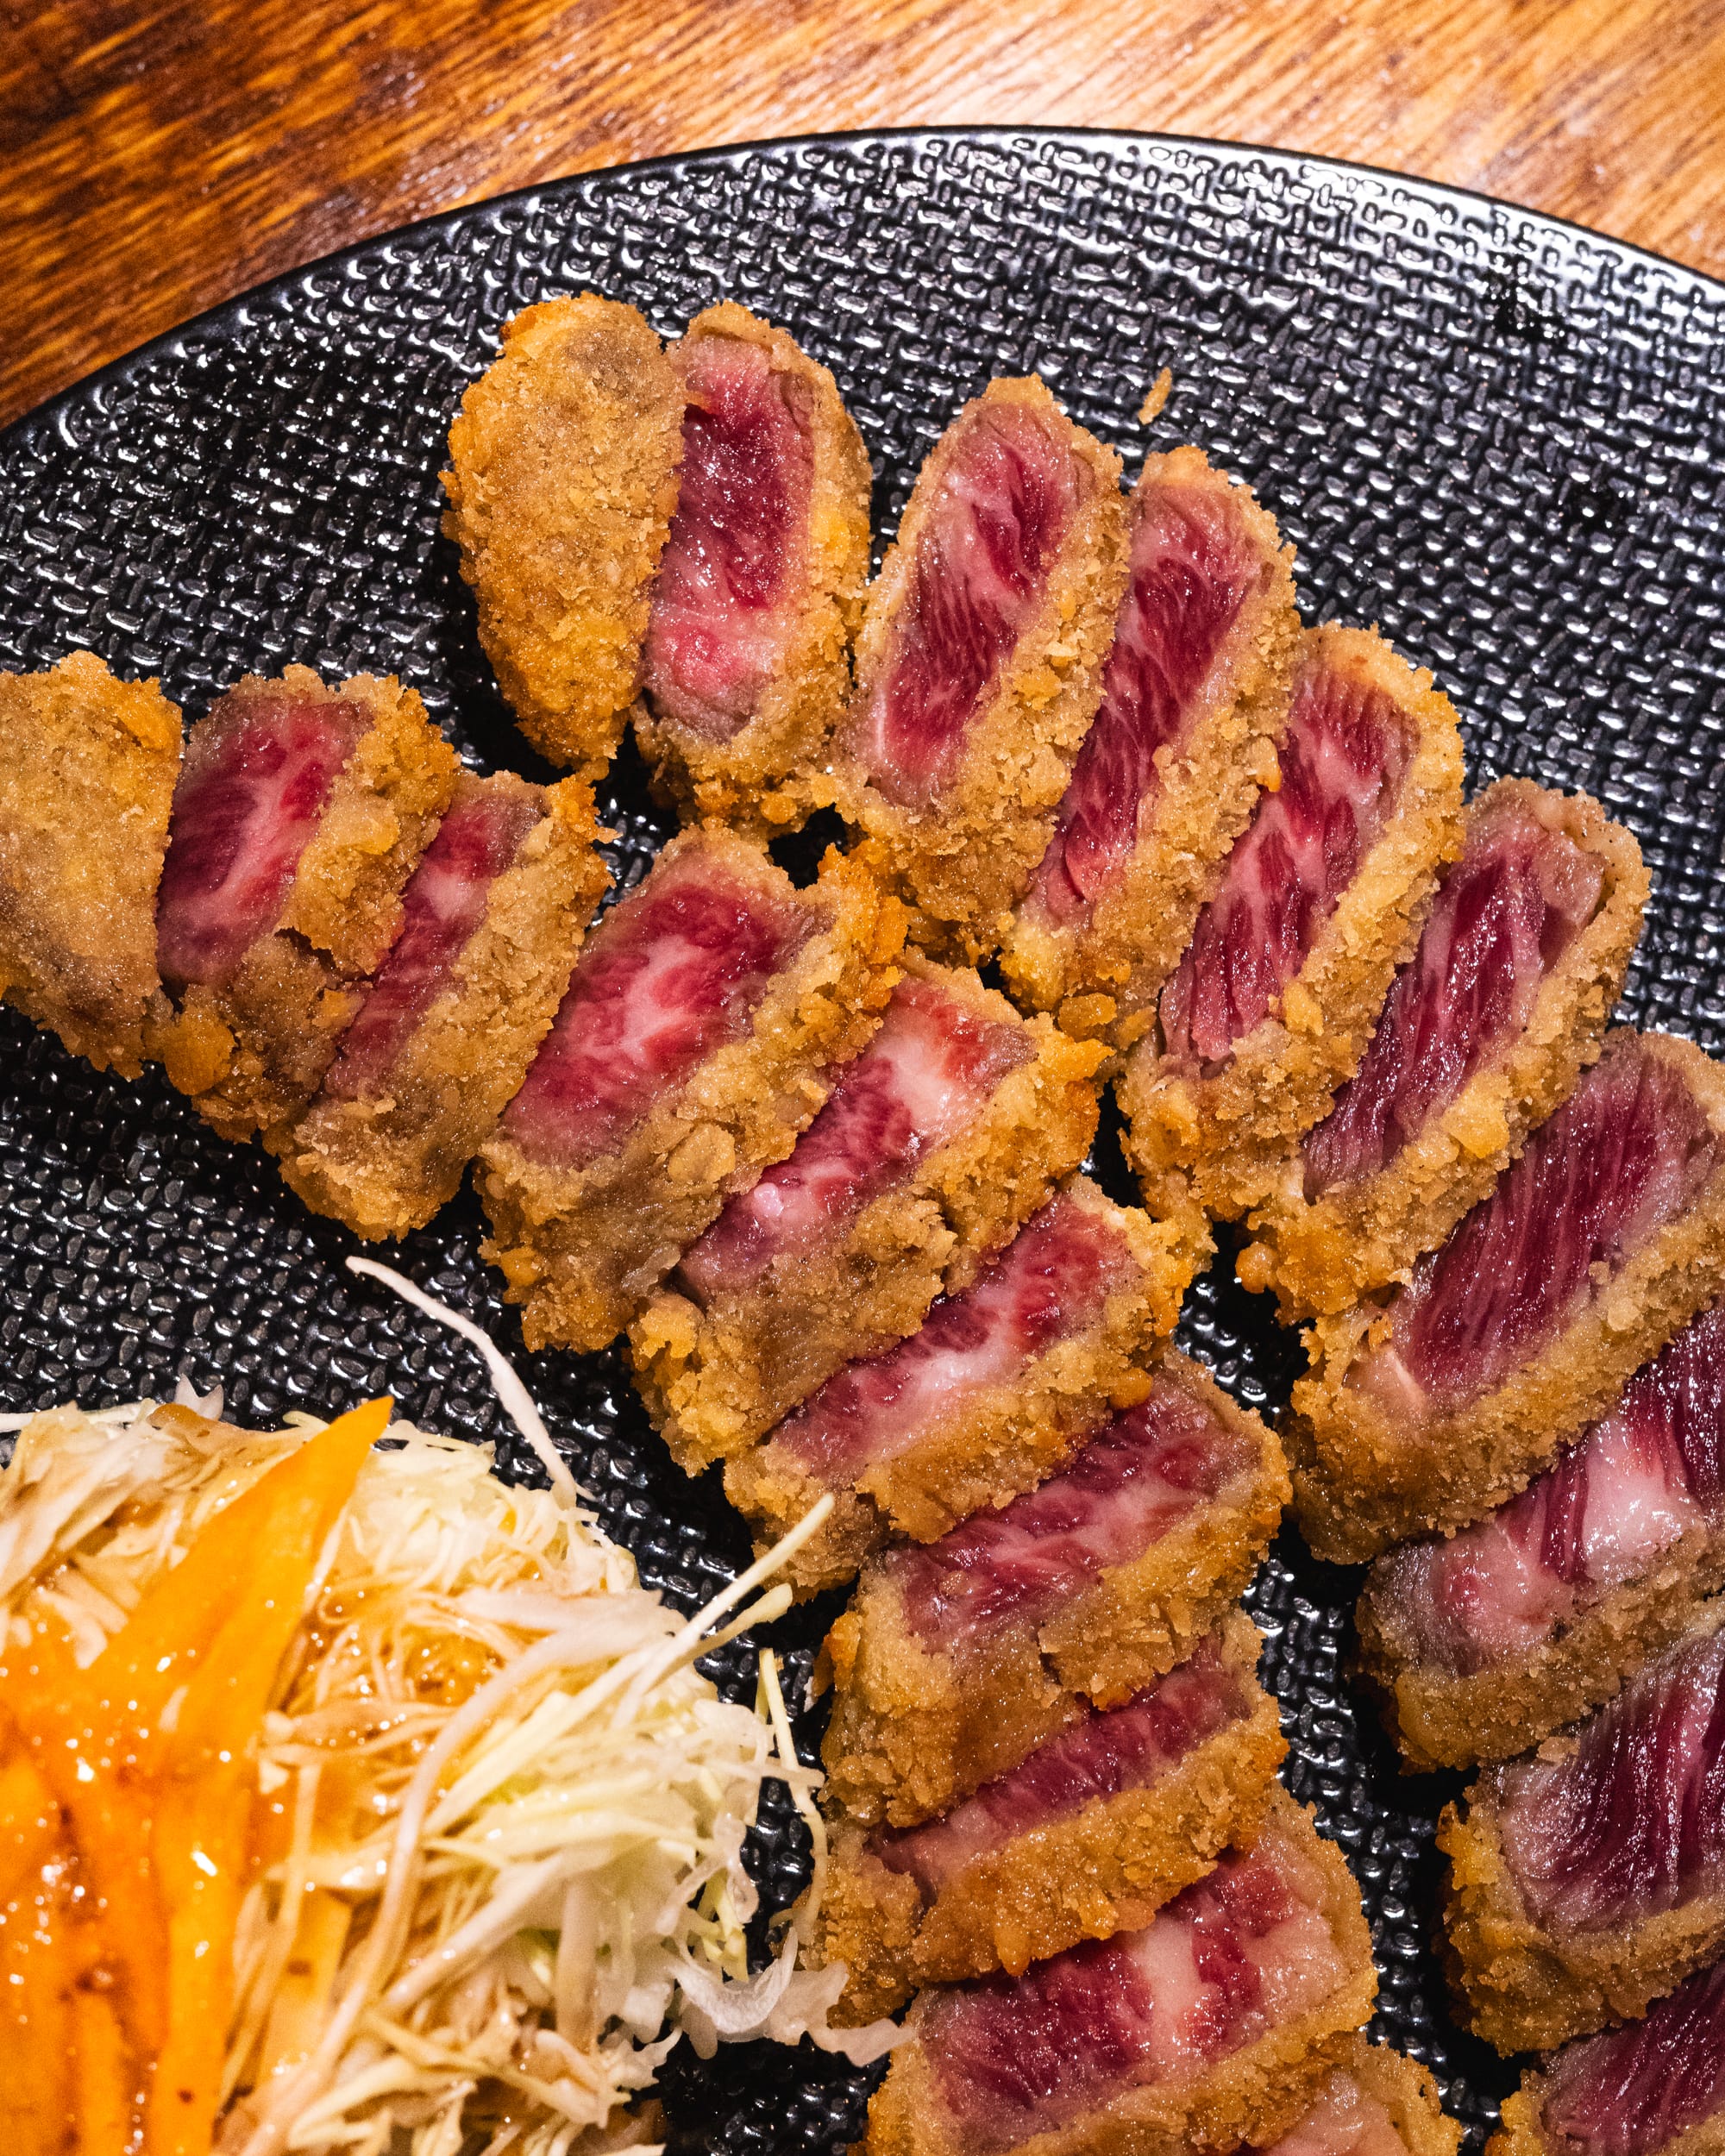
{"left": 3, "top": 129, "right": 1724, "bottom": 2152}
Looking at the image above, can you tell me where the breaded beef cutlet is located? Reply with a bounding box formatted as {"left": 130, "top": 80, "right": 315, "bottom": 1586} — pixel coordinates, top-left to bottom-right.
{"left": 0, "top": 650, "right": 180, "bottom": 1076}
{"left": 443, "top": 293, "right": 685, "bottom": 776}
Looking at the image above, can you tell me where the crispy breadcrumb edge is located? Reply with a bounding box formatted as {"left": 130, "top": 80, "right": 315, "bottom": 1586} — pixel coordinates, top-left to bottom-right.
{"left": 1120, "top": 624, "right": 1467, "bottom": 1223}
{"left": 824, "top": 377, "right": 1130, "bottom": 966}
{"left": 1490, "top": 2060, "right": 1725, "bottom": 2156}
{"left": 817, "top": 1349, "right": 1289, "bottom": 1829}
{"left": 1290, "top": 1031, "right": 1725, "bottom": 1564}
{"left": 1358, "top": 1494, "right": 1725, "bottom": 1773}
{"left": 147, "top": 668, "right": 460, "bottom": 1144}
{"left": 634, "top": 303, "right": 875, "bottom": 833}
{"left": 1311, "top": 2039, "right": 1463, "bottom": 2156}
{"left": 1440, "top": 1623, "right": 1725, "bottom": 2055}
{"left": 479, "top": 835, "right": 906, "bottom": 1354}
{"left": 723, "top": 1180, "right": 1212, "bottom": 1600}
{"left": 999, "top": 448, "right": 1299, "bottom": 1062}
{"left": 277, "top": 775, "right": 609, "bottom": 1239}
{"left": 1239, "top": 781, "right": 1649, "bottom": 1319}
{"left": 0, "top": 650, "right": 180, "bottom": 1077}
{"left": 442, "top": 293, "right": 685, "bottom": 777}
{"left": 814, "top": 1611, "right": 1285, "bottom": 2022}
{"left": 631, "top": 962, "right": 1107, "bottom": 1470}
{"left": 858, "top": 1790, "right": 1376, "bottom": 2156}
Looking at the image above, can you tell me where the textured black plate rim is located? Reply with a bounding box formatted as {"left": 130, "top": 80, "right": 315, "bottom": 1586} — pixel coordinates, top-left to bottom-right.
{"left": 8, "top": 123, "right": 1723, "bottom": 454}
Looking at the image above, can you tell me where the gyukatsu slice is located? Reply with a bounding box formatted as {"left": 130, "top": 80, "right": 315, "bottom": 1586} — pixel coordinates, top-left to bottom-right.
{"left": 635, "top": 302, "right": 874, "bottom": 830}
{"left": 1246, "top": 2037, "right": 1461, "bottom": 2156}
{"left": 819, "top": 1348, "right": 1289, "bottom": 1827}
{"left": 148, "top": 667, "right": 459, "bottom": 1144}
{"left": 277, "top": 773, "right": 607, "bottom": 1238}
{"left": 815, "top": 1613, "right": 1285, "bottom": 2021}
{"left": 0, "top": 651, "right": 180, "bottom": 1076}
{"left": 1490, "top": 1959, "right": 1725, "bottom": 2156}
{"left": 1292, "top": 1030, "right": 1725, "bottom": 1564}
{"left": 1000, "top": 446, "right": 1298, "bottom": 1054}
{"left": 1441, "top": 1600, "right": 1725, "bottom": 2053}
{"left": 861, "top": 1789, "right": 1376, "bottom": 2156}
{"left": 1120, "top": 624, "right": 1465, "bottom": 1220}
{"left": 479, "top": 829, "right": 902, "bottom": 1353}
{"left": 631, "top": 959, "right": 1107, "bottom": 1470}
{"left": 1240, "top": 780, "right": 1647, "bottom": 1319}
{"left": 829, "top": 376, "right": 1129, "bottom": 963}
{"left": 442, "top": 293, "right": 685, "bottom": 776}
{"left": 1359, "top": 1300, "right": 1725, "bottom": 1771}
{"left": 724, "top": 1178, "right": 1209, "bottom": 1596}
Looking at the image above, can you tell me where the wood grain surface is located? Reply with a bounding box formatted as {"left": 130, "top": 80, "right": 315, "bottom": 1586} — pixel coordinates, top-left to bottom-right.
{"left": 3, "top": 0, "right": 1723, "bottom": 428}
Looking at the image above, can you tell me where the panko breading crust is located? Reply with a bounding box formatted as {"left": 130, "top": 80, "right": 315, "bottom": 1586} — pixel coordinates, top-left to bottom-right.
{"left": 1359, "top": 1494, "right": 1725, "bottom": 1774}
{"left": 826, "top": 376, "right": 1130, "bottom": 966}
{"left": 478, "top": 835, "right": 906, "bottom": 1355}
{"left": 1440, "top": 1636, "right": 1725, "bottom": 2056}
{"left": 999, "top": 448, "right": 1299, "bottom": 1062}
{"left": 1291, "top": 1031, "right": 1725, "bottom": 1564}
{"left": 1490, "top": 2062, "right": 1724, "bottom": 2156}
{"left": 815, "top": 1611, "right": 1284, "bottom": 2022}
{"left": 147, "top": 668, "right": 459, "bottom": 1144}
{"left": 1120, "top": 624, "right": 1466, "bottom": 1224}
{"left": 1301, "top": 2040, "right": 1463, "bottom": 2156}
{"left": 278, "top": 776, "right": 609, "bottom": 1240}
{"left": 630, "top": 958, "right": 1107, "bottom": 1472}
{"left": 818, "top": 1350, "right": 1289, "bottom": 1829}
{"left": 634, "top": 302, "right": 875, "bottom": 832}
{"left": 724, "top": 1181, "right": 1212, "bottom": 1600}
{"left": 1239, "top": 781, "right": 1648, "bottom": 1320}
{"left": 0, "top": 650, "right": 180, "bottom": 1076}
{"left": 442, "top": 293, "right": 685, "bottom": 776}
{"left": 859, "top": 1791, "right": 1376, "bottom": 2156}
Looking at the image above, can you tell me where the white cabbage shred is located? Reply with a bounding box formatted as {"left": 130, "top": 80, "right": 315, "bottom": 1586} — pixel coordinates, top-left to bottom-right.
{"left": 0, "top": 1269, "right": 899, "bottom": 2156}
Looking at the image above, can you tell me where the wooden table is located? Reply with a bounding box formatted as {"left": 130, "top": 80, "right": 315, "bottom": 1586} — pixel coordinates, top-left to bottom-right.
{"left": 4, "top": 0, "right": 1722, "bottom": 429}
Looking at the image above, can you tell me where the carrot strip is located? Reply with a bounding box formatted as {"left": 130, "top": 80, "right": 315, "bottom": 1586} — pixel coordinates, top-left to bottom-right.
{"left": 72, "top": 1981, "right": 136, "bottom": 2153}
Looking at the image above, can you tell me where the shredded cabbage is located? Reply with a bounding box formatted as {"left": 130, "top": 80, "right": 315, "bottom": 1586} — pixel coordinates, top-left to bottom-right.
{"left": 0, "top": 1271, "right": 899, "bottom": 2156}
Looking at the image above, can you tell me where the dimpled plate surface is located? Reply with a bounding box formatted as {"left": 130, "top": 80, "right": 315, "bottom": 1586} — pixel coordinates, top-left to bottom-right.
{"left": 3, "top": 130, "right": 1724, "bottom": 2151}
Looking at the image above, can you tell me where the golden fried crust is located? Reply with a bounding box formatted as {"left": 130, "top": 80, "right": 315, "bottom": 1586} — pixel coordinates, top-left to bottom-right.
{"left": 1120, "top": 625, "right": 1466, "bottom": 1223}
{"left": 1359, "top": 1510, "right": 1725, "bottom": 1774}
{"left": 1240, "top": 782, "right": 1649, "bottom": 1319}
{"left": 1441, "top": 1701, "right": 1725, "bottom": 2053}
{"left": 1291, "top": 1031, "right": 1725, "bottom": 1564}
{"left": 819, "top": 1351, "right": 1289, "bottom": 1827}
{"left": 0, "top": 651, "right": 180, "bottom": 1076}
{"left": 724, "top": 1182, "right": 1212, "bottom": 1599}
{"left": 630, "top": 957, "right": 1107, "bottom": 1471}
{"left": 1312, "top": 2040, "right": 1464, "bottom": 2156}
{"left": 146, "top": 670, "right": 458, "bottom": 1144}
{"left": 478, "top": 836, "right": 906, "bottom": 1353}
{"left": 633, "top": 303, "right": 875, "bottom": 832}
{"left": 815, "top": 1612, "right": 1285, "bottom": 2021}
{"left": 999, "top": 448, "right": 1299, "bottom": 1062}
{"left": 275, "top": 775, "right": 609, "bottom": 1240}
{"left": 1490, "top": 2074, "right": 1725, "bottom": 2156}
{"left": 826, "top": 377, "right": 1130, "bottom": 965}
{"left": 442, "top": 294, "right": 685, "bottom": 776}
{"left": 861, "top": 1792, "right": 1376, "bottom": 2156}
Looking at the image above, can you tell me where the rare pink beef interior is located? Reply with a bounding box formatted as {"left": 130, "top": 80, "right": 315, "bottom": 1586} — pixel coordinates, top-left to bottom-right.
{"left": 1351, "top": 1036, "right": 1721, "bottom": 1422}
{"left": 640, "top": 332, "right": 816, "bottom": 743}
{"left": 321, "top": 774, "right": 544, "bottom": 1102}
{"left": 1537, "top": 1959, "right": 1725, "bottom": 2156}
{"left": 1304, "top": 791, "right": 1607, "bottom": 1196}
{"left": 155, "top": 681, "right": 366, "bottom": 988}
{"left": 762, "top": 1188, "right": 1141, "bottom": 1489}
{"left": 676, "top": 973, "right": 1031, "bottom": 1303}
{"left": 916, "top": 1828, "right": 1349, "bottom": 2154}
{"left": 1493, "top": 1619, "right": 1725, "bottom": 1934}
{"left": 845, "top": 396, "right": 1083, "bottom": 808}
{"left": 1023, "top": 468, "right": 1267, "bottom": 932}
{"left": 1157, "top": 641, "right": 1416, "bottom": 1072}
{"left": 890, "top": 1370, "right": 1258, "bottom": 1655}
{"left": 501, "top": 844, "right": 817, "bottom": 1172}
{"left": 871, "top": 1631, "right": 1254, "bottom": 1900}
{"left": 1383, "top": 1301, "right": 1725, "bottom": 1679}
